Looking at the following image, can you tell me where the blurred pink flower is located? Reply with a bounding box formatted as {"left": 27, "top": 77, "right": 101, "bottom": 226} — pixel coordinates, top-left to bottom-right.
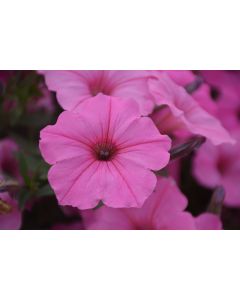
{"left": 82, "top": 177, "right": 221, "bottom": 230}
{"left": 201, "top": 71, "right": 240, "bottom": 100}
{"left": 39, "top": 95, "right": 171, "bottom": 209}
{"left": 218, "top": 97, "right": 240, "bottom": 131}
{"left": 201, "top": 71, "right": 240, "bottom": 131}
{"left": 0, "top": 138, "right": 19, "bottom": 180}
{"left": 0, "top": 71, "right": 13, "bottom": 85}
{"left": 28, "top": 85, "right": 54, "bottom": 113}
{"left": 149, "top": 73, "right": 234, "bottom": 145}
{"left": 40, "top": 70, "right": 154, "bottom": 115}
{"left": 193, "top": 131, "right": 240, "bottom": 207}
{"left": 0, "top": 191, "right": 21, "bottom": 230}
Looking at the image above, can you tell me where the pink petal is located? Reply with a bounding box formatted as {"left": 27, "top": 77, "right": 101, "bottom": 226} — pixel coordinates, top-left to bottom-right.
{"left": 41, "top": 71, "right": 91, "bottom": 111}
{"left": 117, "top": 117, "right": 171, "bottom": 170}
{"left": 48, "top": 156, "right": 102, "bottom": 209}
{"left": 40, "top": 111, "right": 94, "bottom": 165}
{"left": 77, "top": 94, "right": 142, "bottom": 142}
{"left": 103, "top": 157, "right": 158, "bottom": 208}
{"left": 144, "top": 177, "right": 195, "bottom": 229}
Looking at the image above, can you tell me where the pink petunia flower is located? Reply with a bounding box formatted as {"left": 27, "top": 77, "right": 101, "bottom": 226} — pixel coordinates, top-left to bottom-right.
{"left": 39, "top": 95, "right": 171, "bottom": 209}
{"left": 40, "top": 70, "right": 154, "bottom": 115}
{"left": 193, "top": 130, "right": 240, "bottom": 207}
{"left": 149, "top": 73, "right": 234, "bottom": 145}
{"left": 0, "top": 191, "right": 21, "bottom": 230}
{"left": 82, "top": 177, "right": 221, "bottom": 230}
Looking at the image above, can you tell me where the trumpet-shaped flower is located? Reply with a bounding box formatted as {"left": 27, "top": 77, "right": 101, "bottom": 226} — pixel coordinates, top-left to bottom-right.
{"left": 39, "top": 95, "right": 171, "bottom": 209}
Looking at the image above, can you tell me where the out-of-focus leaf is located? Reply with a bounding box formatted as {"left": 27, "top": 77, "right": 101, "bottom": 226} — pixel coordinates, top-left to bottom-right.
{"left": 18, "top": 111, "right": 52, "bottom": 128}
{"left": 17, "top": 152, "right": 31, "bottom": 187}
{"left": 185, "top": 76, "right": 203, "bottom": 94}
{"left": 37, "top": 161, "right": 50, "bottom": 181}
{"left": 154, "top": 168, "right": 168, "bottom": 177}
{"left": 10, "top": 133, "right": 38, "bottom": 154}
{"left": 18, "top": 188, "right": 32, "bottom": 210}
{"left": 208, "top": 186, "right": 225, "bottom": 216}
{"left": 170, "top": 135, "right": 206, "bottom": 161}
{"left": 37, "top": 184, "right": 54, "bottom": 198}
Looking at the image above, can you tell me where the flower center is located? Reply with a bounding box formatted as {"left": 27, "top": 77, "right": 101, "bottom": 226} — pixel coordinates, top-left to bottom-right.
{"left": 217, "top": 156, "right": 231, "bottom": 175}
{"left": 237, "top": 107, "right": 240, "bottom": 121}
{"left": 94, "top": 142, "right": 117, "bottom": 161}
{"left": 89, "top": 75, "right": 113, "bottom": 96}
{"left": 0, "top": 199, "right": 12, "bottom": 215}
{"left": 210, "top": 86, "right": 220, "bottom": 101}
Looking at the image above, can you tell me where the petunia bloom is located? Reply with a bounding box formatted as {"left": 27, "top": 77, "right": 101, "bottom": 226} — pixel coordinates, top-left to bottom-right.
{"left": 39, "top": 95, "right": 171, "bottom": 209}
{"left": 40, "top": 70, "right": 154, "bottom": 115}
{"left": 149, "top": 73, "right": 234, "bottom": 145}
{"left": 193, "top": 130, "right": 240, "bottom": 207}
{"left": 82, "top": 177, "right": 221, "bottom": 230}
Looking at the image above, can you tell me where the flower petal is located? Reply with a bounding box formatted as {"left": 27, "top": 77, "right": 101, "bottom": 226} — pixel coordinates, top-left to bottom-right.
{"left": 117, "top": 117, "right": 171, "bottom": 170}
{"left": 41, "top": 71, "right": 91, "bottom": 110}
{"left": 102, "top": 157, "right": 157, "bottom": 208}
{"left": 40, "top": 111, "right": 94, "bottom": 164}
{"left": 48, "top": 156, "right": 103, "bottom": 209}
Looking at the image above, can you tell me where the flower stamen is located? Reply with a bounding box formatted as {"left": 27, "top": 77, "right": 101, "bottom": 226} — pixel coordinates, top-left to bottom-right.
{"left": 94, "top": 142, "right": 117, "bottom": 161}
{"left": 0, "top": 199, "right": 12, "bottom": 215}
